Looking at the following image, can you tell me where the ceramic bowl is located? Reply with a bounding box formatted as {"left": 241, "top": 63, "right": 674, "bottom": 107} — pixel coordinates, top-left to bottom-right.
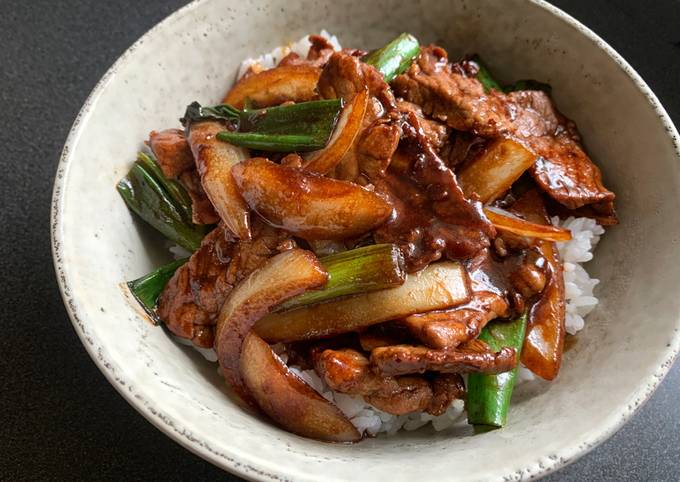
{"left": 51, "top": 0, "right": 680, "bottom": 479}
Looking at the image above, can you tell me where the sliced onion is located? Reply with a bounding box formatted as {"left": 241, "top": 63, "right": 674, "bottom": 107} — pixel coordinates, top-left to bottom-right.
{"left": 214, "top": 249, "right": 328, "bottom": 403}
{"left": 303, "top": 88, "right": 368, "bottom": 174}
{"left": 483, "top": 207, "right": 572, "bottom": 242}
{"left": 232, "top": 158, "right": 393, "bottom": 240}
{"left": 224, "top": 65, "right": 321, "bottom": 108}
{"left": 240, "top": 332, "right": 361, "bottom": 442}
{"left": 457, "top": 138, "right": 536, "bottom": 203}
{"left": 255, "top": 261, "right": 471, "bottom": 343}
{"left": 187, "top": 121, "right": 251, "bottom": 239}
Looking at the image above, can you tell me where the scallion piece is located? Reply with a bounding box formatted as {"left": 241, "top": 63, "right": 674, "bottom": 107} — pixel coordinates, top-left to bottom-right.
{"left": 279, "top": 244, "right": 406, "bottom": 311}
{"left": 363, "top": 33, "right": 421, "bottom": 82}
{"left": 183, "top": 99, "right": 343, "bottom": 152}
{"left": 127, "top": 258, "right": 188, "bottom": 324}
{"left": 117, "top": 153, "right": 206, "bottom": 252}
{"left": 467, "top": 312, "right": 528, "bottom": 428}
{"left": 471, "top": 54, "right": 503, "bottom": 93}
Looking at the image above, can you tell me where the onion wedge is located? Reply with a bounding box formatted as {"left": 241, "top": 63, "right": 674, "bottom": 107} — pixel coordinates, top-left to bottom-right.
{"left": 214, "top": 249, "right": 328, "bottom": 402}
{"left": 303, "top": 88, "right": 368, "bottom": 174}
{"left": 232, "top": 158, "right": 392, "bottom": 240}
{"left": 483, "top": 207, "right": 572, "bottom": 242}
{"left": 224, "top": 65, "right": 321, "bottom": 108}
{"left": 187, "top": 121, "right": 251, "bottom": 239}
{"left": 458, "top": 138, "right": 536, "bottom": 203}
{"left": 255, "top": 261, "right": 470, "bottom": 343}
{"left": 240, "top": 332, "right": 361, "bottom": 442}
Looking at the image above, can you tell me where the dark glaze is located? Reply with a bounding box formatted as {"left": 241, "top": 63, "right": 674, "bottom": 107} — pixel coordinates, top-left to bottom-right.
{"left": 373, "top": 111, "right": 494, "bottom": 271}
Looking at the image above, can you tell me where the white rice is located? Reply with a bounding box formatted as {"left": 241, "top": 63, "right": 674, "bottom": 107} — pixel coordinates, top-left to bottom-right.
{"left": 236, "top": 30, "right": 341, "bottom": 79}
{"left": 178, "top": 32, "right": 606, "bottom": 434}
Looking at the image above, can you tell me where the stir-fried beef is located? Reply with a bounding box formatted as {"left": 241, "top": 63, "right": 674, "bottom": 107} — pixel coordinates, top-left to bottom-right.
{"left": 157, "top": 222, "right": 293, "bottom": 348}
{"left": 313, "top": 348, "right": 464, "bottom": 415}
{"left": 147, "top": 128, "right": 195, "bottom": 178}
{"left": 318, "top": 52, "right": 400, "bottom": 181}
{"left": 402, "top": 290, "right": 509, "bottom": 349}
{"left": 370, "top": 341, "right": 516, "bottom": 376}
{"left": 396, "top": 100, "right": 450, "bottom": 151}
{"left": 393, "top": 46, "right": 615, "bottom": 212}
{"left": 373, "top": 111, "right": 494, "bottom": 270}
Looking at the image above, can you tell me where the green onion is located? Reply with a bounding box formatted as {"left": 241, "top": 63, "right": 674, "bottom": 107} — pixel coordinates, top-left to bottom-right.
{"left": 363, "top": 33, "right": 421, "bottom": 82}
{"left": 127, "top": 258, "right": 188, "bottom": 324}
{"left": 279, "top": 244, "right": 406, "bottom": 311}
{"left": 117, "top": 153, "right": 206, "bottom": 252}
{"left": 471, "top": 54, "right": 503, "bottom": 93}
{"left": 183, "top": 99, "right": 343, "bottom": 152}
{"left": 216, "top": 132, "right": 327, "bottom": 152}
{"left": 472, "top": 55, "right": 552, "bottom": 95}
{"left": 467, "top": 312, "right": 528, "bottom": 428}
{"left": 503, "top": 79, "right": 552, "bottom": 95}
{"left": 135, "top": 152, "right": 193, "bottom": 223}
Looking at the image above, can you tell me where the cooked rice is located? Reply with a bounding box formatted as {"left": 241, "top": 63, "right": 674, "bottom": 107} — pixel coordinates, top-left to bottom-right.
{"left": 176, "top": 32, "right": 605, "bottom": 434}
{"left": 236, "top": 30, "right": 341, "bottom": 79}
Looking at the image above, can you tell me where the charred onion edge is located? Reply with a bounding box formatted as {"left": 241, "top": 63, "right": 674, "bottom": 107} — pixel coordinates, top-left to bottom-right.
{"left": 214, "top": 249, "right": 328, "bottom": 404}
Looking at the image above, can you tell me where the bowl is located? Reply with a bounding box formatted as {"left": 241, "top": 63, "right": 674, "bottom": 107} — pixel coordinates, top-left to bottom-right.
{"left": 51, "top": 0, "right": 680, "bottom": 479}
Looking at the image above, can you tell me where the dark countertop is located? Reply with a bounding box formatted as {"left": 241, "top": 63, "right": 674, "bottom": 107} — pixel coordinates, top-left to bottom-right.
{"left": 1, "top": 0, "right": 679, "bottom": 480}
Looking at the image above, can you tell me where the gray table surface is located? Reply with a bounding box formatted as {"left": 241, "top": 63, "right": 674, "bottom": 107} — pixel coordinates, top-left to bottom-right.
{"left": 2, "top": 0, "right": 679, "bottom": 480}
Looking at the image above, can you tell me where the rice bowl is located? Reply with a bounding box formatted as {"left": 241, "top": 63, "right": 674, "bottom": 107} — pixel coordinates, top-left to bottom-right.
{"left": 51, "top": 0, "right": 680, "bottom": 479}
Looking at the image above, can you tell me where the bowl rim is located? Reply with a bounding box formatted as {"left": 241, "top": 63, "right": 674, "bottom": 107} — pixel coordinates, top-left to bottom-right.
{"left": 50, "top": 0, "right": 680, "bottom": 480}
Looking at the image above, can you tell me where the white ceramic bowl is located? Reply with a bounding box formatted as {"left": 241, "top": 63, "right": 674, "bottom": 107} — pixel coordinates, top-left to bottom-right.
{"left": 51, "top": 0, "right": 680, "bottom": 480}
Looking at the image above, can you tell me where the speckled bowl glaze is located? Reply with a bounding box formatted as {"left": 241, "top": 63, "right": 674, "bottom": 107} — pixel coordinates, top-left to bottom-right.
{"left": 51, "top": 0, "right": 680, "bottom": 480}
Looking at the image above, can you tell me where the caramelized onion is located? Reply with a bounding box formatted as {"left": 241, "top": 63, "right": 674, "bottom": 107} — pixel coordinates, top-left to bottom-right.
{"left": 484, "top": 207, "right": 572, "bottom": 242}
{"left": 224, "top": 65, "right": 321, "bottom": 108}
{"left": 187, "top": 121, "right": 251, "bottom": 239}
{"left": 240, "top": 332, "right": 361, "bottom": 442}
{"left": 214, "top": 249, "right": 328, "bottom": 402}
{"left": 303, "top": 88, "right": 368, "bottom": 174}
{"left": 232, "top": 157, "right": 392, "bottom": 240}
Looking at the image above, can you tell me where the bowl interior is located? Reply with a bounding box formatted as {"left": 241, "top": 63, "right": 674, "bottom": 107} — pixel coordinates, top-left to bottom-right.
{"left": 53, "top": 0, "right": 680, "bottom": 480}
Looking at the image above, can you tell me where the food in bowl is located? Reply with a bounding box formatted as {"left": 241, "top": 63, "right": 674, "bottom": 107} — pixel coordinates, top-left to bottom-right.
{"left": 117, "top": 31, "right": 616, "bottom": 442}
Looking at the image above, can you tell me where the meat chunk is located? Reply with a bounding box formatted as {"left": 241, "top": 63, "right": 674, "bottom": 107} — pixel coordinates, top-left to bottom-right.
{"left": 358, "top": 322, "right": 413, "bottom": 351}
{"left": 147, "top": 128, "right": 195, "bottom": 178}
{"left": 402, "top": 290, "right": 509, "bottom": 349}
{"left": 157, "top": 222, "right": 293, "bottom": 348}
{"left": 396, "top": 100, "right": 450, "bottom": 151}
{"left": 393, "top": 46, "right": 615, "bottom": 212}
{"left": 370, "top": 342, "right": 516, "bottom": 376}
{"left": 373, "top": 112, "right": 494, "bottom": 270}
{"left": 313, "top": 348, "right": 464, "bottom": 416}
{"left": 318, "top": 52, "right": 399, "bottom": 182}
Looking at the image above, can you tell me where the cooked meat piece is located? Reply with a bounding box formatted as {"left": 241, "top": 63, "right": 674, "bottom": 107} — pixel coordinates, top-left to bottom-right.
{"left": 370, "top": 342, "right": 516, "bottom": 376}
{"left": 393, "top": 46, "right": 512, "bottom": 137}
{"left": 364, "top": 377, "right": 434, "bottom": 415}
{"left": 402, "top": 290, "right": 509, "bottom": 349}
{"left": 393, "top": 46, "right": 615, "bottom": 212}
{"left": 178, "top": 170, "right": 219, "bottom": 225}
{"left": 278, "top": 35, "right": 339, "bottom": 69}
{"left": 428, "top": 373, "right": 466, "bottom": 416}
{"left": 441, "top": 131, "right": 488, "bottom": 168}
{"left": 157, "top": 225, "right": 237, "bottom": 347}
{"left": 157, "top": 222, "right": 293, "bottom": 348}
{"left": 358, "top": 322, "right": 413, "bottom": 351}
{"left": 313, "top": 348, "right": 464, "bottom": 416}
{"left": 147, "top": 128, "right": 195, "bottom": 178}
{"left": 396, "top": 100, "right": 450, "bottom": 151}
{"left": 373, "top": 112, "right": 494, "bottom": 270}
{"left": 318, "top": 52, "right": 399, "bottom": 182}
